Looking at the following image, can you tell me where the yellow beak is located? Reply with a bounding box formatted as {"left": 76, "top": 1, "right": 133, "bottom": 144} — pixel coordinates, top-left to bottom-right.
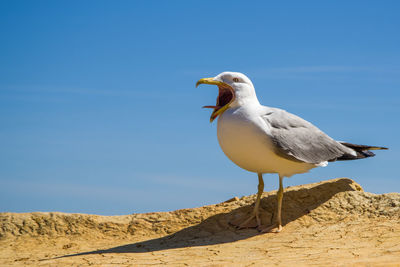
{"left": 195, "top": 77, "right": 224, "bottom": 88}
{"left": 196, "top": 77, "right": 234, "bottom": 123}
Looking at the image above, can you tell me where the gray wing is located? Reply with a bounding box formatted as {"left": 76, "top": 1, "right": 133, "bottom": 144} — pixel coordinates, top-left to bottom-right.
{"left": 262, "top": 108, "right": 355, "bottom": 164}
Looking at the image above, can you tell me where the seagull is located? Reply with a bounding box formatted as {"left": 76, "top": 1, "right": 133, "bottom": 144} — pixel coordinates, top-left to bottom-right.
{"left": 196, "top": 71, "right": 387, "bottom": 233}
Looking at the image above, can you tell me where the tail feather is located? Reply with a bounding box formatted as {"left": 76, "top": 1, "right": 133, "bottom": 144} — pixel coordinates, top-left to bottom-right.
{"left": 336, "top": 142, "right": 388, "bottom": 161}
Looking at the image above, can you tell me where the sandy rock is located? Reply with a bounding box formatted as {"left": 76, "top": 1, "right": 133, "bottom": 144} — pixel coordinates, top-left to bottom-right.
{"left": 0, "top": 178, "right": 399, "bottom": 266}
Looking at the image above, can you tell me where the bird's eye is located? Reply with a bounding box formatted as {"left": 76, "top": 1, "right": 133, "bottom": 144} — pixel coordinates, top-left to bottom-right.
{"left": 233, "top": 78, "right": 239, "bottom": 82}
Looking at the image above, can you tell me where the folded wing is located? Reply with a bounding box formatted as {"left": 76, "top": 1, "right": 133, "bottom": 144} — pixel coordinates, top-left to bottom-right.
{"left": 262, "top": 108, "right": 360, "bottom": 164}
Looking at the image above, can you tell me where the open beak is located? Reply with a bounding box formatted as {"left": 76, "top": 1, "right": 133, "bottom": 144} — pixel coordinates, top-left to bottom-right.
{"left": 196, "top": 78, "right": 235, "bottom": 122}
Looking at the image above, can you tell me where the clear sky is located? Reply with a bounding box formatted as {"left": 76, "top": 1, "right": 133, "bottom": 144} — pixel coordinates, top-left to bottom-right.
{"left": 1, "top": 1, "right": 399, "bottom": 215}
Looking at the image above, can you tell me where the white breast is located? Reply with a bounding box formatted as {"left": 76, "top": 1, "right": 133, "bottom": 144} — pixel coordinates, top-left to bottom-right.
{"left": 217, "top": 106, "right": 316, "bottom": 177}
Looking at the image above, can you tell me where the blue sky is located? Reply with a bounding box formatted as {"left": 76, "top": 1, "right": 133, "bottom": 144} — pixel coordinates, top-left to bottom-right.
{"left": 0, "top": 1, "right": 399, "bottom": 215}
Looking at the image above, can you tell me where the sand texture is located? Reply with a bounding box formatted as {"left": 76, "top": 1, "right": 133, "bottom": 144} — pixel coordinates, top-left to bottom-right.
{"left": 1, "top": 178, "right": 400, "bottom": 266}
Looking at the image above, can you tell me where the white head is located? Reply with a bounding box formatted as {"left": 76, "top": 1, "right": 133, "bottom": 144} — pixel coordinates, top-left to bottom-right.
{"left": 196, "top": 71, "right": 260, "bottom": 122}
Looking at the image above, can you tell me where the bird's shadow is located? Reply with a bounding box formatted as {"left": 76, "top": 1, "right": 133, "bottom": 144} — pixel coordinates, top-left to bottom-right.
{"left": 54, "top": 178, "right": 357, "bottom": 259}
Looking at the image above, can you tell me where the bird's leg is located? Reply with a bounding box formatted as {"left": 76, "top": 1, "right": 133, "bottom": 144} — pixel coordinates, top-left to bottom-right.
{"left": 259, "top": 175, "right": 284, "bottom": 233}
{"left": 276, "top": 175, "right": 284, "bottom": 231}
{"left": 231, "top": 173, "right": 264, "bottom": 229}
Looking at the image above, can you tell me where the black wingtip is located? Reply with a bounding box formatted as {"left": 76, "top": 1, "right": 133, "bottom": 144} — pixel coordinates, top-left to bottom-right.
{"left": 336, "top": 142, "right": 387, "bottom": 161}
{"left": 340, "top": 142, "right": 388, "bottom": 151}
{"left": 370, "top": 146, "right": 389, "bottom": 150}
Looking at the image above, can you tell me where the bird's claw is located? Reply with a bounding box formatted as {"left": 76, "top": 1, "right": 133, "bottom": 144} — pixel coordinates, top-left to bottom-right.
{"left": 229, "top": 208, "right": 266, "bottom": 229}
{"left": 258, "top": 223, "right": 283, "bottom": 233}
{"left": 229, "top": 214, "right": 258, "bottom": 229}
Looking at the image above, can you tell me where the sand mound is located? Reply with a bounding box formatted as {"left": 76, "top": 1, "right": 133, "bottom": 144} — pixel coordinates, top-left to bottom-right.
{"left": 1, "top": 178, "right": 399, "bottom": 266}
